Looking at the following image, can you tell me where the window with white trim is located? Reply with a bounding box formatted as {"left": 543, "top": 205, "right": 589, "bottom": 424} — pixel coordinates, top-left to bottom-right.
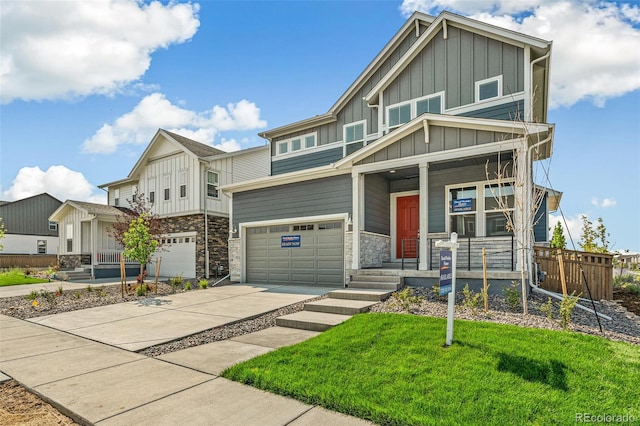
{"left": 446, "top": 179, "right": 515, "bottom": 237}
{"left": 207, "top": 171, "right": 219, "bottom": 198}
{"left": 37, "top": 240, "right": 46, "bottom": 254}
{"left": 113, "top": 188, "right": 120, "bottom": 207}
{"left": 148, "top": 177, "right": 156, "bottom": 204}
{"left": 448, "top": 186, "right": 477, "bottom": 237}
{"left": 66, "top": 223, "right": 73, "bottom": 253}
{"left": 344, "top": 120, "right": 366, "bottom": 144}
{"left": 132, "top": 185, "right": 138, "bottom": 203}
{"left": 49, "top": 221, "right": 57, "bottom": 231}
{"left": 484, "top": 183, "right": 514, "bottom": 236}
{"left": 476, "top": 75, "right": 502, "bottom": 102}
{"left": 163, "top": 174, "right": 170, "bottom": 201}
{"left": 275, "top": 132, "right": 317, "bottom": 156}
{"left": 179, "top": 171, "right": 187, "bottom": 198}
{"left": 386, "top": 92, "right": 445, "bottom": 131}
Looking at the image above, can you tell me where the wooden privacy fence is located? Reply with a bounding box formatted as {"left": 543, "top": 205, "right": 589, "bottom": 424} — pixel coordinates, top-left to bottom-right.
{"left": 0, "top": 254, "right": 58, "bottom": 269}
{"left": 533, "top": 246, "right": 613, "bottom": 300}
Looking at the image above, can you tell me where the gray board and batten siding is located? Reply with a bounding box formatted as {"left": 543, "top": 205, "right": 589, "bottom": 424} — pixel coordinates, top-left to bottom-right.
{"left": 356, "top": 126, "right": 513, "bottom": 165}
{"left": 0, "top": 194, "right": 61, "bottom": 236}
{"left": 272, "top": 146, "right": 343, "bottom": 175}
{"left": 232, "top": 175, "right": 352, "bottom": 231}
{"left": 384, "top": 27, "right": 524, "bottom": 111}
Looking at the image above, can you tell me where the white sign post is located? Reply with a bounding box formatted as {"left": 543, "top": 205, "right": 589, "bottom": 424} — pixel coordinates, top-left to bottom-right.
{"left": 436, "top": 232, "right": 459, "bottom": 346}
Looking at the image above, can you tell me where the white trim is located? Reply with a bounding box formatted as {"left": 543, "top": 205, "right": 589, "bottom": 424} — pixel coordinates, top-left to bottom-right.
{"left": 206, "top": 170, "right": 220, "bottom": 199}
{"left": 178, "top": 170, "right": 188, "bottom": 199}
{"left": 274, "top": 132, "right": 317, "bottom": 158}
{"left": 386, "top": 99, "right": 413, "bottom": 130}
{"left": 445, "top": 92, "right": 524, "bottom": 116}
{"left": 239, "top": 213, "right": 349, "bottom": 283}
{"left": 343, "top": 119, "right": 367, "bottom": 145}
{"left": 390, "top": 190, "right": 419, "bottom": 260}
{"left": 475, "top": 75, "right": 503, "bottom": 103}
{"left": 524, "top": 46, "right": 532, "bottom": 122}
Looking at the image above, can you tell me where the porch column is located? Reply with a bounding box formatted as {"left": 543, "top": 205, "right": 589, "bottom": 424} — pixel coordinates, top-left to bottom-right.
{"left": 351, "top": 171, "right": 364, "bottom": 270}
{"left": 91, "top": 217, "right": 97, "bottom": 279}
{"left": 419, "top": 162, "right": 429, "bottom": 270}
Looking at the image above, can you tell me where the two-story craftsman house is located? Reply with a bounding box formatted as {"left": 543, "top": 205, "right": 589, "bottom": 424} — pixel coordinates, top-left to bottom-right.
{"left": 50, "top": 129, "right": 269, "bottom": 279}
{"left": 223, "top": 11, "right": 559, "bottom": 288}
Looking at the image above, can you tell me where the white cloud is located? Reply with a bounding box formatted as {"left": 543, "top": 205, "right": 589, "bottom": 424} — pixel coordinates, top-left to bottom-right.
{"left": 81, "top": 93, "right": 267, "bottom": 154}
{"left": 0, "top": 0, "right": 199, "bottom": 104}
{"left": 592, "top": 197, "right": 617, "bottom": 208}
{"left": 2, "top": 166, "right": 106, "bottom": 204}
{"left": 400, "top": 0, "right": 640, "bottom": 108}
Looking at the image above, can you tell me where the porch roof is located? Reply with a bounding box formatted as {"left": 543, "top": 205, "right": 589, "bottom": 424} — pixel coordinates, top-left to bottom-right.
{"left": 49, "top": 200, "right": 125, "bottom": 222}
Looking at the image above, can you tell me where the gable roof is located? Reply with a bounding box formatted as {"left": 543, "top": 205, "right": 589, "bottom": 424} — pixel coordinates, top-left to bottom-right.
{"left": 163, "top": 130, "right": 225, "bottom": 157}
{"left": 99, "top": 129, "right": 226, "bottom": 189}
{"left": 0, "top": 193, "right": 62, "bottom": 208}
{"left": 49, "top": 200, "right": 125, "bottom": 222}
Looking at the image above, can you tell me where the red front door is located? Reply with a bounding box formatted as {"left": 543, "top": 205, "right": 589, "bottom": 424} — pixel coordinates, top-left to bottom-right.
{"left": 396, "top": 195, "right": 419, "bottom": 258}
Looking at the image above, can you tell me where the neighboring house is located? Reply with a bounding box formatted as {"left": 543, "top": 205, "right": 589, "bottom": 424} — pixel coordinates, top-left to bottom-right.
{"left": 223, "top": 11, "right": 560, "bottom": 288}
{"left": 0, "top": 193, "right": 61, "bottom": 255}
{"left": 50, "top": 129, "right": 270, "bottom": 279}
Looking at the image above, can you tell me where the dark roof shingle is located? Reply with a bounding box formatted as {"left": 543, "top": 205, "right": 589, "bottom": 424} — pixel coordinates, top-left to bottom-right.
{"left": 162, "top": 130, "right": 226, "bottom": 158}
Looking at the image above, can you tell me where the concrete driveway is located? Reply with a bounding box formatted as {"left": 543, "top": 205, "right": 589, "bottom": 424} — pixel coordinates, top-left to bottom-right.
{"left": 26, "top": 284, "right": 333, "bottom": 351}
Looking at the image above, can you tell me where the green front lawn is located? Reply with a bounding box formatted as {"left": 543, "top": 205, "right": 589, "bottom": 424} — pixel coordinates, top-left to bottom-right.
{"left": 223, "top": 314, "right": 640, "bottom": 425}
{"left": 0, "top": 269, "right": 49, "bottom": 286}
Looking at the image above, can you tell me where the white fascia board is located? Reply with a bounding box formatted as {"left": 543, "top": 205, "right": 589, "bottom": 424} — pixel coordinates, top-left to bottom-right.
{"left": 335, "top": 113, "right": 550, "bottom": 168}
{"left": 202, "top": 144, "right": 269, "bottom": 161}
{"left": 352, "top": 137, "right": 527, "bottom": 175}
{"left": 258, "top": 113, "right": 335, "bottom": 141}
{"left": 364, "top": 11, "right": 551, "bottom": 104}
{"left": 221, "top": 164, "right": 351, "bottom": 194}
{"left": 97, "top": 177, "right": 135, "bottom": 190}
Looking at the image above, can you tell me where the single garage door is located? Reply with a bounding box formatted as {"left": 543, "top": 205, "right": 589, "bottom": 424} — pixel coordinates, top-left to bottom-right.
{"left": 246, "top": 220, "right": 344, "bottom": 286}
{"left": 153, "top": 233, "right": 196, "bottom": 278}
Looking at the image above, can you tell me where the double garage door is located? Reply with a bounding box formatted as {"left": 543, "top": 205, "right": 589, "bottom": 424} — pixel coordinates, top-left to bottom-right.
{"left": 246, "top": 220, "right": 344, "bottom": 286}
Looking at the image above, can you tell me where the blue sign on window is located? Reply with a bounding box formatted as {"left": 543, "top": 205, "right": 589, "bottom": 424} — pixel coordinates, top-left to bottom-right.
{"left": 452, "top": 198, "right": 473, "bottom": 212}
{"left": 439, "top": 250, "right": 453, "bottom": 296}
{"left": 281, "top": 235, "right": 301, "bottom": 248}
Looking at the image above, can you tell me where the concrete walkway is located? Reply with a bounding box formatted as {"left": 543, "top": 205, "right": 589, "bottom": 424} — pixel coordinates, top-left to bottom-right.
{"left": 0, "top": 278, "right": 122, "bottom": 299}
{"left": 0, "top": 284, "right": 373, "bottom": 425}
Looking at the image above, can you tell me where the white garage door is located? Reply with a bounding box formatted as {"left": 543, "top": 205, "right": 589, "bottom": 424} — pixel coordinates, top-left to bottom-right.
{"left": 153, "top": 233, "right": 196, "bottom": 278}
{"left": 246, "top": 221, "right": 344, "bottom": 286}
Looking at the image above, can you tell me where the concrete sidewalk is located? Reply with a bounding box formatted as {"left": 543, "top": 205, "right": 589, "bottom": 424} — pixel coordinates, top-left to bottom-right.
{"left": 0, "top": 278, "right": 122, "bottom": 299}
{"left": 0, "top": 283, "right": 373, "bottom": 425}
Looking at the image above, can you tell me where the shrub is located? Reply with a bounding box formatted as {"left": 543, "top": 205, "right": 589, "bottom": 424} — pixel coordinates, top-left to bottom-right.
{"left": 539, "top": 297, "right": 555, "bottom": 319}
{"left": 184, "top": 281, "right": 192, "bottom": 291}
{"left": 86, "top": 285, "right": 93, "bottom": 292}
{"left": 74, "top": 292, "right": 82, "bottom": 299}
{"left": 25, "top": 290, "right": 38, "bottom": 301}
{"left": 170, "top": 275, "right": 183, "bottom": 292}
{"left": 97, "top": 288, "right": 107, "bottom": 297}
{"left": 559, "top": 291, "right": 580, "bottom": 329}
{"left": 461, "top": 284, "right": 481, "bottom": 315}
{"left": 57, "top": 285, "right": 64, "bottom": 295}
{"left": 391, "top": 287, "right": 423, "bottom": 312}
{"left": 503, "top": 282, "right": 520, "bottom": 312}
{"left": 199, "top": 279, "right": 208, "bottom": 289}
{"left": 136, "top": 284, "right": 148, "bottom": 296}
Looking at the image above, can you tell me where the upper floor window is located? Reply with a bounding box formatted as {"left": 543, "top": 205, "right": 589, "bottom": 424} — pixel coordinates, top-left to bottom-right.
{"left": 148, "top": 178, "right": 156, "bottom": 204}
{"left": 275, "top": 132, "right": 317, "bottom": 157}
{"left": 163, "top": 175, "right": 170, "bottom": 201}
{"left": 114, "top": 188, "right": 120, "bottom": 207}
{"left": 476, "top": 75, "right": 502, "bottom": 102}
{"left": 387, "top": 92, "right": 444, "bottom": 131}
{"left": 207, "top": 171, "right": 219, "bottom": 198}
{"left": 344, "top": 120, "right": 366, "bottom": 144}
{"left": 179, "top": 171, "right": 187, "bottom": 198}
{"left": 132, "top": 184, "right": 138, "bottom": 203}
{"left": 48, "top": 221, "right": 57, "bottom": 231}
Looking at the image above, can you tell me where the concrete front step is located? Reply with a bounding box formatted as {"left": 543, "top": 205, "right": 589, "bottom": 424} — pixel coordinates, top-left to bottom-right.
{"left": 351, "top": 274, "right": 402, "bottom": 283}
{"left": 276, "top": 311, "right": 352, "bottom": 332}
{"left": 304, "top": 299, "right": 377, "bottom": 315}
{"left": 348, "top": 281, "right": 401, "bottom": 291}
{"left": 328, "top": 289, "right": 393, "bottom": 302}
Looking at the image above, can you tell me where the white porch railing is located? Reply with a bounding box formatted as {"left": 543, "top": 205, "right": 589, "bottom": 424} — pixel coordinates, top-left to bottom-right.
{"left": 96, "top": 250, "right": 137, "bottom": 265}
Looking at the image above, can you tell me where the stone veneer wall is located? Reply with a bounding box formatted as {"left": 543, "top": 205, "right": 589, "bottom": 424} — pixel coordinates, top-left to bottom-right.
{"left": 228, "top": 238, "right": 240, "bottom": 282}
{"left": 58, "top": 254, "right": 81, "bottom": 270}
{"left": 161, "top": 214, "right": 229, "bottom": 279}
{"left": 360, "top": 231, "right": 391, "bottom": 268}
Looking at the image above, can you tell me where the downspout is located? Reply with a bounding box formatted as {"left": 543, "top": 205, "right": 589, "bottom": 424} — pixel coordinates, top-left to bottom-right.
{"left": 204, "top": 166, "right": 210, "bottom": 279}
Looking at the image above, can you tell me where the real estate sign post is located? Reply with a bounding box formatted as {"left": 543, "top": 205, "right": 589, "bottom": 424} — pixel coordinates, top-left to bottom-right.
{"left": 436, "top": 232, "right": 459, "bottom": 346}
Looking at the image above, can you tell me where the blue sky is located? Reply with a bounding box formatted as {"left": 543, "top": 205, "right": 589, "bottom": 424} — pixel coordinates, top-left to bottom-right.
{"left": 1, "top": 0, "right": 639, "bottom": 252}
